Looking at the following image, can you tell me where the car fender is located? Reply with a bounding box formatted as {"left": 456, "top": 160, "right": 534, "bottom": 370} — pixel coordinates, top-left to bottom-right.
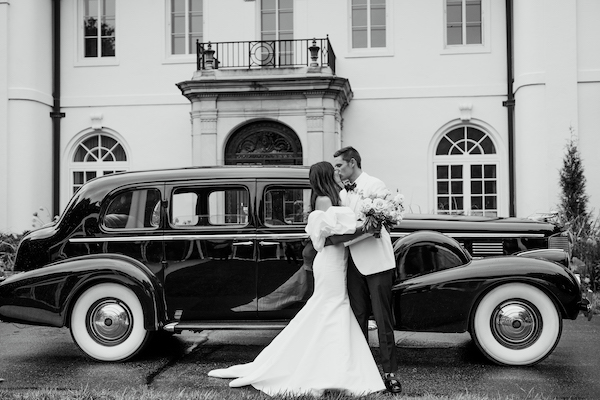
{"left": 516, "top": 248, "right": 570, "bottom": 268}
{"left": 391, "top": 232, "right": 581, "bottom": 332}
{"left": 0, "top": 254, "right": 166, "bottom": 331}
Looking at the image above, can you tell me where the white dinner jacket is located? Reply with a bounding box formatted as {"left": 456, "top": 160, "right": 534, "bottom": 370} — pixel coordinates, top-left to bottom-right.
{"left": 340, "top": 172, "right": 396, "bottom": 276}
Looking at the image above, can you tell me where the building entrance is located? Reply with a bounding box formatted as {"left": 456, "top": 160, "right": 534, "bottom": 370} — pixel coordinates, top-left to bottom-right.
{"left": 225, "top": 121, "right": 302, "bottom": 165}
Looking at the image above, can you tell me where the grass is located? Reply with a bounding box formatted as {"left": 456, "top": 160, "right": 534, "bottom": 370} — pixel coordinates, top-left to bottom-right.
{"left": 0, "top": 387, "right": 561, "bottom": 400}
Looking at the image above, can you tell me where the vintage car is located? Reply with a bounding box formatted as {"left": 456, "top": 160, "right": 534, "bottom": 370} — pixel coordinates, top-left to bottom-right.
{"left": 0, "top": 166, "right": 591, "bottom": 366}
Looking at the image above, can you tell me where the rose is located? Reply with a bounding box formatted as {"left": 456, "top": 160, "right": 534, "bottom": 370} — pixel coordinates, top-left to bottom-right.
{"left": 360, "top": 197, "right": 373, "bottom": 210}
{"left": 393, "top": 193, "right": 404, "bottom": 205}
{"left": 372, "top": 198, "right": 387, "bottom": 212}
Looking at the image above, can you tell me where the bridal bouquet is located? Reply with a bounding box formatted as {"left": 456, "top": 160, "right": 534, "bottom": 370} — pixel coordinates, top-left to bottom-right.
{"left": 357, "top": 191, "right": 405, "bottom": 238}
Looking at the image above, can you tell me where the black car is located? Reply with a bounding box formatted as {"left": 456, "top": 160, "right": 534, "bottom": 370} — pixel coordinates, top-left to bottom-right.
{"left": 0, "top": 166, "right": 591, "bottom": 365}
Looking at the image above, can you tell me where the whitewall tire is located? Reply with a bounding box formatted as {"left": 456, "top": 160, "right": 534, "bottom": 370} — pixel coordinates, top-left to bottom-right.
{"left": 70, "top": 283, "right": 150, "bottom": 361}
{"left": 471, "top": 283, "right": 562, "bottom": 366}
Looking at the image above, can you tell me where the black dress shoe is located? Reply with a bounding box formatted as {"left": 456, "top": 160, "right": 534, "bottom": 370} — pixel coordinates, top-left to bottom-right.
{"left": 384, "top": 372, "right": 402, "bottom": 394}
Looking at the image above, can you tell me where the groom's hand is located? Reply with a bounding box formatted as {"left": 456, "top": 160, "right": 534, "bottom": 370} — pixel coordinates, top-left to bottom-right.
{"left": 363, "top": 223, "right": 379, "bottom": 235}
{"left": 324, "top": 227, "right": 369, "bottom": 246}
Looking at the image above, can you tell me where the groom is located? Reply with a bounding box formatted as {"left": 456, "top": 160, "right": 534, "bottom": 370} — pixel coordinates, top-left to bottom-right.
{"left": 332, "top": 146, "right": 402, "bottom": 394}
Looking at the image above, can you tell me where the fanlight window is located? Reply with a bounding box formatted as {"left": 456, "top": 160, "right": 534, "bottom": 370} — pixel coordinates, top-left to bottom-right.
{"left": 71, "top": 134, "right": 128, "bottom": 194}
{"left": 436, "top": 127, "right": 495, "bottom": 155}
{"left": 434, "top": 127, "right": 498, "bottom": 217}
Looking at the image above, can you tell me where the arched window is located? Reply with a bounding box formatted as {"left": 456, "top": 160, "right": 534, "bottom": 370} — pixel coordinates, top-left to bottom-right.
{"left": 71, "top": 133, "right": 128, "bottom": 194}
{"left": 434, "top": 126, "right": 498, "bottom": 216}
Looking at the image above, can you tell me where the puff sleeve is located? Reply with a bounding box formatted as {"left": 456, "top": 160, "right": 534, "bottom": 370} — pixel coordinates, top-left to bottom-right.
{"left": 305, "top": 206, "right": 357, "bottom": 251}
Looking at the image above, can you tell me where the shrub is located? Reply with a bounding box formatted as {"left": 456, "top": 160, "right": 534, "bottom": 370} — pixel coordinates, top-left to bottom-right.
{"left": 0, "top": 232, "right": 22, "bottom": 275}
{"left": 557, "top": 130, "right": 600, "bottom": 291}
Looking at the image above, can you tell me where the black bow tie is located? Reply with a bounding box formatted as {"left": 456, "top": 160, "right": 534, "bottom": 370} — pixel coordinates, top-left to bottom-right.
{"left": 344, "top": 182, "right": 357, "bottom": 192}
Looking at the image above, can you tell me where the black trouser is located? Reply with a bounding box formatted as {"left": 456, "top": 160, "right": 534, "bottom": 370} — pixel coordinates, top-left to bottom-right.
{"left": 347, "top": 254, "right": 398, "bottom": 373}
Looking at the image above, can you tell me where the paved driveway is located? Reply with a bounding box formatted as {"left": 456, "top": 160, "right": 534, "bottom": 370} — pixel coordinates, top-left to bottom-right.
{"left": 1, "top": 318, "right": 598, "bottom": 398}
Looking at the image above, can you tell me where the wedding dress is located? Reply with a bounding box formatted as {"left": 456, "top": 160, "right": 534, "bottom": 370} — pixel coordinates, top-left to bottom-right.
{"left": 208, "top": 206, "right": 386, "bottom": 397}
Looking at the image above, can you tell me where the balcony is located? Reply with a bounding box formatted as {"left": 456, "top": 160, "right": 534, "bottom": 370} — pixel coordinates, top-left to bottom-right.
{"left": 196, "top": 37, "right": 336, "bottom": 74}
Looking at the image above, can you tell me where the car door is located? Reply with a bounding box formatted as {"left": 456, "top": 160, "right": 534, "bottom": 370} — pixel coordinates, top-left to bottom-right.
{"left": 256, "top": 179, "right": 313, "bottom": 319}
{"left": 73, "top": 185, "right": 165, "bottom": 275}
{"left": 162, "top": 179, "right": 257, "bottom": 321}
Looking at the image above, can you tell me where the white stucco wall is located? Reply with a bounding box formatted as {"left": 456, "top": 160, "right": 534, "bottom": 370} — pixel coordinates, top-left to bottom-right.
{"left": 0, "top": 0, "right": 9, "bottom": 232}
{"left": 2, "top": 0, "right": 599, "bottom": 232}
{"left": 4, "top": 0, "right": 53, "bottom": 233}
{"left": 512, "top": 0, "right": 599, "bottom": 218}
{"left": 576, "top": 0, "right": 600, "bottom": 220}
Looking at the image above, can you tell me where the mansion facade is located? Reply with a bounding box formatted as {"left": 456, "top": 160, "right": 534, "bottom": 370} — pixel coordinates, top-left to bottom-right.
{"left": 1, "top": 0, "right": 599, "bottom": 233}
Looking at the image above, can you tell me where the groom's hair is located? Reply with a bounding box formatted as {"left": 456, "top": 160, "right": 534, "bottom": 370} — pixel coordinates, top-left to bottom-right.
{"left": 334, "top": 146, "right": 362, "bottom": 169}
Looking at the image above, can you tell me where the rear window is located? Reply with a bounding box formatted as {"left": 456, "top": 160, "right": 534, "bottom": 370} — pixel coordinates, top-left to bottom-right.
{"left": 103, "top": 189, "right": 161, "bottom": 230}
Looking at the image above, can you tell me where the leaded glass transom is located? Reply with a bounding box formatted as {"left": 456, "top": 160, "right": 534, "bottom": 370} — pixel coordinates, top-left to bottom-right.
{"left": 225, "top": 121, "right": 302, "bottom": 165}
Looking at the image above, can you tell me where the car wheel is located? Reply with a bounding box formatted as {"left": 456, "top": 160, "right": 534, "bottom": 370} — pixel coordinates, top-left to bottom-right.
{"left": 471, "top": 283, "right": 562, "bottom": 366}
{"left": 70, "top": 283, "right": 150, "bottom": 361}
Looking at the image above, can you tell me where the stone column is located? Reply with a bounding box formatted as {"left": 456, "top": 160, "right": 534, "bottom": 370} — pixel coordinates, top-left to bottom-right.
{"left": 513, "top": 0, "right": 578, "bottom": 215}
{"left": 0, "top": 0, "right": 8, "bottom": 229}
{"left": 305, "top": 93, "right": 324, "bottom": 165}
{"left": 191, "top": 96, "right": 218, "bottom": 166}
{"left": 322, "top": 95, "right": 341, "bottom": 162}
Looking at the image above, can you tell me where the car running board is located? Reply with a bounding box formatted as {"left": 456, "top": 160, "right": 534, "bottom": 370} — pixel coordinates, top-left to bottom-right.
{"left": 163, "top": 320, "right": 289, "bottom": 333}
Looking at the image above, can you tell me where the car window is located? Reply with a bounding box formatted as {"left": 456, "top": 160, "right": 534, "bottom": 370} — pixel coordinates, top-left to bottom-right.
{"left": 171, "top": 186, "right": 249, "bottom": 227}
{"left": 103, "top": 188, "right": 161, "bottom": 230}
{"left": 400, "top": 243, "right": 465, "bottom": 279}
{"left": 264, "top": 187, "right": 311, "bottom": 226}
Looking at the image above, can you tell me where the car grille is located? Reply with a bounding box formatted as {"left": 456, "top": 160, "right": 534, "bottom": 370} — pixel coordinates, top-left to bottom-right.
{"left": 472, "top": 241, "right": 504, "bottom": 256}
{"left": 549, "top": 235, "right": 570, "bottom": 252}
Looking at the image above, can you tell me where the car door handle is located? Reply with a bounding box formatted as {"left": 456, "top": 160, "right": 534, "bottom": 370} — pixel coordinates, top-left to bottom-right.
{"left": 259, "top": 241, "right": 279, "bottom": 246}
{"left": 233, "top": 241, "right": 253, "bottom": 246}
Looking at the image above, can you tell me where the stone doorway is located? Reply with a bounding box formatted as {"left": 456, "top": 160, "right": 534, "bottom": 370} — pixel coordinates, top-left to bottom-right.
{"left": 225, "top": 121, "right": 303, "bottom": 165}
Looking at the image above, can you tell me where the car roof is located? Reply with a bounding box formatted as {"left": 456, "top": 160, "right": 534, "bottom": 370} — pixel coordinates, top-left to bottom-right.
{"left": 97, "top": 165, "right": 309, "bottom": 184}
{"left": 66, "top": 166, "right": 309, "bottom": 209}
{"left": 83, "top": 165, "right": 307, "bottom": 192}
{"left": 63, "top": 165, "right": 558, "bottom": 235}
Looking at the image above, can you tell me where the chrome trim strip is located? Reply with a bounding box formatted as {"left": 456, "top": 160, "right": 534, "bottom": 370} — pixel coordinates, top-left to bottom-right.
{"left": 70, "top": 231, "right": 545, "bottom": 243}
{"left": 163, "top": 234, "right": 258, "bottom": 240}
{"left": 69, "top": 233, "right": 310, "bottom": 243}
{"left": 390, "top": 232, "right": 545, "bottom": 239}
{"left": 69, "top": 236, "right": 165, "bottom": 243}
{"left": 255, "top": 233, "right": 309, "bottom": 240}
{"left": 164, "top": 321, "right": 289, "bottom": 332}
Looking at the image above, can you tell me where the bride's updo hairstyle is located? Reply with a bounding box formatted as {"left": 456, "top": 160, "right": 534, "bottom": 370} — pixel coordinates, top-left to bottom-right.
{"left": 309, "top": 161, "right": 341, "bottom": 210}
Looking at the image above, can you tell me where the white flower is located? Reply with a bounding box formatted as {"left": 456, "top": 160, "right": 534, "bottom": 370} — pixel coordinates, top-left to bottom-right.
{"left": 360, "top": 197, "right": 373, "bottom": 211}
{"left": 394, "top": 193, "right": 404, "bottom": 204}
{"left": 372, "top": 198, "right": 387, "bottom": 212}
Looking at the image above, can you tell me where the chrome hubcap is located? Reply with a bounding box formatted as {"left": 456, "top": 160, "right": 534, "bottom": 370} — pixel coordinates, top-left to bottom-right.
{"left": 490, "top": 300, "right": 542, "bottom": 349}
{"left": 87, "top": 299, "right": 133, "bottom": 346}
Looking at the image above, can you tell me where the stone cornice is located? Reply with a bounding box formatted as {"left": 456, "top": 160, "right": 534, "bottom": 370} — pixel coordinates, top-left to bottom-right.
{"left": 177, "top": 75, "right": 353, "bottom": 108}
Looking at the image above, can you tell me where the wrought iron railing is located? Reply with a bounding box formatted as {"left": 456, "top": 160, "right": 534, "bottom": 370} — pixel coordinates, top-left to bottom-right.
{"left": 196, "top": 37, "right": 336, "bottom": 74}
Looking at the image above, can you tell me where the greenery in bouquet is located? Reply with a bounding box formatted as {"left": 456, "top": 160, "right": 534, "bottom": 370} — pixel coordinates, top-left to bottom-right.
{"left": 357, "top": 190, "right": 405, "bottom": 238}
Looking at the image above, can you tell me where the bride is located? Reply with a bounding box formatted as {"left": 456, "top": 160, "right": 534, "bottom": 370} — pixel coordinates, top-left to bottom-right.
{"left": 207, "top": 161, "right": 386, "bottom": 397}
